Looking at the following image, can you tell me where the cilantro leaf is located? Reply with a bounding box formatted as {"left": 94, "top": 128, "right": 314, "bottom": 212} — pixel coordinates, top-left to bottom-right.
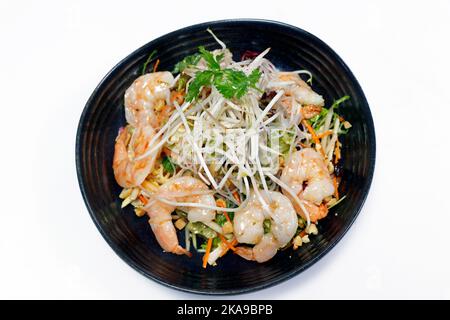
{"left": 214, "top": 69, "right": 261, "bottom": 99}
{"left": 214, "top": 69, "right": 248, "bottom": 99}
{"left": 248, "top": 69, "right": 262, "bottom": 87}
{"left": 198, "top": 46, "right": 221, "bottom": 70}
{"left": 172, "top": 53, "right": 201, "bottom": 74}
{"left": 216, "top": 53, "right": 225, "bottom": 63}
{"left": 185, "top": 47, "right": 262, "bottom": 102}
{"left": 185, "top": 70, "right": 215, "bottom": 102}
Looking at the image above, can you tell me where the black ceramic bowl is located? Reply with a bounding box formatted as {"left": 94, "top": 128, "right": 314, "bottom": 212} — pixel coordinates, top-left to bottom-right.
{"left": 76, "top": 19, "right": 375, "bottom": 295}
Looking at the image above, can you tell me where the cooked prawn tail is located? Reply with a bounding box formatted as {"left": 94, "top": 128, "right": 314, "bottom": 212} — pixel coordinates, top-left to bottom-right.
{"left": 234, "top": 246, "right": 255, "bottom": 261}
{"left": 173, "top": 245, "right": 192, "bottom": 257}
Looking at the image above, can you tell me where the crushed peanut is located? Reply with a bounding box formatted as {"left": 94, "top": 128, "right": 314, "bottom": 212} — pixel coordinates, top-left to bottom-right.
{"left": 343, "top": 121, "right": 352, "bottom": 129}
{"left": 121, "top": 197, "right": 133, "bottom": 208}
{"left": 121, "top": 188, "right": 140, "bottom": 208}
{"left": 306, "top": 223, "right": 318, "bottom": 235}
{"left": 298, "top": 217, "right": 305, "bottom": 228}
{"left": 174, "top": 218, "right": 187, "bottom": 230}
{"left": 134, "top": 208, "right": 145, "bottom": 217}
{"left": 222, "top": 221, "right": 233, "bottom": 234}
{"left": 293, "top": 235, "right": 303, "bottom": 250}
{"left": 119, "top": 188, "right": 132, "bottom": 199}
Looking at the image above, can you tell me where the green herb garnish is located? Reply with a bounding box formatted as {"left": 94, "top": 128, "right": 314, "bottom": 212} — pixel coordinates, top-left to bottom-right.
{"left": 198, "top": 46, "right": 222, "bottom": 69}
{"left": 141, "top": 50, "right": 157, "bottom": 75}
{"left": 172, "top": 53, "right": 202, "bottom": 74}
{"left": 185, "top": 46, "right": 261, "bottom": 102}
{"left": 216, "top": 212, "right": 235, "bottom": 226}
{"left": 309, "top": 108, "right": 328, "bottom": 131}
{"left": 215, "top": 214, "right": 227, "bottom": 226}
{"left": 177, "top": 74, "right": 189, "bottom": 92}
{"left": 187, "top": 222, "right": 217, "bottom": 239}
{"left": 200, "top": 237, "right": 221, "bottom": 250}
{"left": 309, "top": 95, "right": 350, "bottom": 131}
{"left": 185, "top": 70, "right": 215, "bottom": 102}
{"left": 162, "top": 156, "right": 176, "bottom": 174}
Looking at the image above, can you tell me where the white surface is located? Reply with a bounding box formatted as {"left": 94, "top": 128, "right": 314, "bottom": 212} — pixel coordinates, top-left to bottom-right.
{"left": 1, "top": 0, "right": 449, "bottom": 299}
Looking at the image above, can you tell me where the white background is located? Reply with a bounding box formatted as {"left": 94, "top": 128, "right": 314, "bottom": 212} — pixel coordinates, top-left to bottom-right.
{"left": 1, "top": 0, "right": 449, "bottom": 299}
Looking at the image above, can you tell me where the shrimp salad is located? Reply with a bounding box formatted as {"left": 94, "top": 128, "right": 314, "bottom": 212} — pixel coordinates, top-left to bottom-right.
{"left": 113, "top": 29, "right": 351, "bottom": 267}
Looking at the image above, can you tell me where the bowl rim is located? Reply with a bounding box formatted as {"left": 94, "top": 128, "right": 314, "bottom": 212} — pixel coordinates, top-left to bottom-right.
{"left": 76, "top": 18, "right": 376, "bottom": 295}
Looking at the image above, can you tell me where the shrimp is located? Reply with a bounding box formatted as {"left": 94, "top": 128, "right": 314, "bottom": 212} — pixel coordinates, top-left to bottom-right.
{"left": 300, "top": 200, "right": 328, "bottom": 222}
{"left": 234, "top": 190, "right": 297, "bottom": 263}
{"left": 235, "top": 234, "right": 278, "bottom": 263}
{"left": 113, "top": 125, "right": 161, "bottom": 188}
{"left": 124, "top": 71, "right": 174, "bottom": 129}
{"left": 271, "top": 72, "right": 324, "bottom": 124}
{"left": 233, "top": 192, "right": 265, "bottom": 245}
{"left": 281, "top": 148, "right": 334, "bottom": 222}
{"left": 144, "top": 176, "right": 216, "bottom": 255}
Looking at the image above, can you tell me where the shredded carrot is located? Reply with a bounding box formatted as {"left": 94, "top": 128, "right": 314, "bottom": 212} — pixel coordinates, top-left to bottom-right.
{"left": 334, "top": 140, "right": 341, "bottom": 164}
{"left": 219, "top": 234, "right": 236, "bottom": 252}
{"left": 170, "top": 91, "right": 185, "bottom": 105}
{"left": 153, "top": 59, "right": 160, "bottom": 72}
{"left": 220, "top": 239, "right": 238, "bottom": 257}
{"left": 219, "top": 245, "right": 228, "bottom": 257}
{"left": 223, "top": 212, "right": 232, "bottom": 224}
{"left": 202, "top": 238, "right": 213, "bottom": 268}
{"left": 317, "top": 130, "right": 333, "bottom": 139}
{"left": 216, "top": 199, "right": 226, "bottom": 208}
{"left": 138, "top": 194, "right": 148, "bottom": 205}
{"left": 216, "top": 199, "right": 232, "bottom": 223}
{"left": 232, "top": 190, "right": 241, "bottom": 204}
{"left": 299, "top": 142, "right": 308, "bottom": 148}
{"left": 333, "top": 176, "right": 339, "bottom": 200}
{"left": 299, "top": 230, "right": 307, "bottom": 238}
{"left": 302, "top": 120, "right": 325, "bottom": 157}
